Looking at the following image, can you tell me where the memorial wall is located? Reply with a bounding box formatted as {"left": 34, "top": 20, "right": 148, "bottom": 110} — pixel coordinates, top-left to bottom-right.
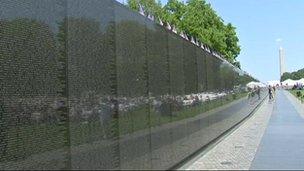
{"left": 0, "top": 0, "right": 266, "bottom": 169}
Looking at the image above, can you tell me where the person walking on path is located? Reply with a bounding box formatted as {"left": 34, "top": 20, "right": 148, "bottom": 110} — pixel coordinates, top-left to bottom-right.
{"left": 268, "top": 85, "right": 274, "bottom": 101}
{"left": 272, "top": 86, "right": 276, "bottom": 97}
{"left": 257, "top": 86, "right": 261, "bottom": 100}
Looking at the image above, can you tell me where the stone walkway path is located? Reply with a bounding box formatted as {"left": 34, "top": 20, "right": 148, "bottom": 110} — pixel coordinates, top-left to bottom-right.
{"left": 251, "top": 90, "right": 304, "bottom": 170}
{"left": 183, "top": 90, "right": 304, "bottom": 170}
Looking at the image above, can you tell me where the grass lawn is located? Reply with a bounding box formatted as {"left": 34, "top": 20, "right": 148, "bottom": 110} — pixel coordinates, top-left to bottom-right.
{"left": 290, "top": 89, "right": 304, "bottom": 102}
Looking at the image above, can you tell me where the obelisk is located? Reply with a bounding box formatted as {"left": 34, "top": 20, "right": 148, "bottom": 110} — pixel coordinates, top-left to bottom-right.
{"left": 279, "top": 47, "right": 286, "bottom": 77}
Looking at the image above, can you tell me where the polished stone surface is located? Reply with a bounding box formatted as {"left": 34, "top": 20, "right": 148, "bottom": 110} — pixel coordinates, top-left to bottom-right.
{"left": 0, "top": 0, "right": 266, "bottom": 169}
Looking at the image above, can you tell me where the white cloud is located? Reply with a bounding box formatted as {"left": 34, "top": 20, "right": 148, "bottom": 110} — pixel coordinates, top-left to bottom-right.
{"left": 275, "top": 38, "right": 283, "bottom": 42}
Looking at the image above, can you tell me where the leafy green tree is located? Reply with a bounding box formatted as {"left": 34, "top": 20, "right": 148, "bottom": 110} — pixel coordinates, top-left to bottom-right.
{"left": 127, "top": 0, "right": 241, "bottom": 67}
{"left": 127, "top": 0, "right": 163, "bottom": 19}
{"left": 224, "top": 23, "right": 241, "bottom": 62}
{"left": 162, "top": 0, "right": 186, "bottom": 31}
{"left": 281, "top": 72, "right": 292, "bottom": 81}
{"left": 281, "top": 68, "right": 304, "bottom": 81}
{"left": 178, "top": 0, "right": 239, "bottom": 64}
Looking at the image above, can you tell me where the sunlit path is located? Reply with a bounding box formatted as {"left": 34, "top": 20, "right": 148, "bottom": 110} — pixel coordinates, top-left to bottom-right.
{"left": 251, "top": 90, "right": 304, "bottom": 169}
{"left": 183, "top": 90, "right": 304, "bottom": 170}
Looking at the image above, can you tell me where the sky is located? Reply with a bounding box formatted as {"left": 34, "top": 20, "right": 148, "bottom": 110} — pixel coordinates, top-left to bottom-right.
{"left": 117, "top": 0, "right": 304, "bottom": 82}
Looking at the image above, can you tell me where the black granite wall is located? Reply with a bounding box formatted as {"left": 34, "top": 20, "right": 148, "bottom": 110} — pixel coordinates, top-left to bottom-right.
{"left": 0, "top": 0, "right": 266, "bottom": 169}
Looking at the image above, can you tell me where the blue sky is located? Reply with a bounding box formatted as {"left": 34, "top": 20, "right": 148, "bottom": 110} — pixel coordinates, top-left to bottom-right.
{"left": 117, "top": 0, "right": 304, "bottom": 82}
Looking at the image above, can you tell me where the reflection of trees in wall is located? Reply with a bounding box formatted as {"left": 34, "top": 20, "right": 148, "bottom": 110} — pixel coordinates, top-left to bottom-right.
{"left": 235, "top": 74, "right": 254, "bottom": 87}
{"left": 57, "top": 17, "right": 121, "bottom": 141}
{"left": 0, "top": 102, "right": 8, "bottom": 161}
{"left": 65, "top": 18, "right": 114, "bottom": 98}
{"left": 206, "top": 56, "right": 221, "bottom": 91}
{"left": 169, "top": 35, "right": 185, "bottom": 96}
{"left": 57, "top": 18, "right": 68, "bottom": 98}
{"left": 0, "top": 19, "right": 60, "bottom": 98}
{"left": 219, "top": 63, "right": 235, "bottom": 91}
{"left": 59, "top": 18, "right": 120, "bottom": 148}
{"left": 183, "top": 42, "right": 198, "bottom": 94}
{"left": 196, "top": 50, "right": 207, "bottom": 92}
{"left": 213, "top": 59, "right": 222, "bottom": 91}
{"left": 116, "top": 21, "right": 147, "bottom": 98}
{"left": 146, "top": 24, "right": 170, "bottom": 96}
{"left": 0, "top": 18, "right": 65, "bottom": 162}
{"left": 0, "top": 19, "right": 62, "bottom": 125}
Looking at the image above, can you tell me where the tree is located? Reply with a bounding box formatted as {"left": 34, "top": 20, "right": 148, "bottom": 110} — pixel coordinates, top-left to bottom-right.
{"left": 127, "top": 0, "right": 163, "bottom": 19}
{"left": 127, "top": 0, "right": 241, "bottom": 67}
{"left": 162, "top": 0, "right": 186, "bottom": 31}
{"left": 176, "top": 0, "right": 240, "bottom": 64}
{"left": 224, "top": 23, "right": 241, "bottom": 62}
{"left": 281, "top": 72, "right": 291, "bottom": 82}
{"left": 281, "top": 68, "right": 304, "bottom": 81}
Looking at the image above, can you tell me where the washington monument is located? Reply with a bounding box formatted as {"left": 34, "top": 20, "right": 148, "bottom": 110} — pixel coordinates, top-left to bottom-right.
{"left": 279, "top": 47, "right": 286, "bottom": 77}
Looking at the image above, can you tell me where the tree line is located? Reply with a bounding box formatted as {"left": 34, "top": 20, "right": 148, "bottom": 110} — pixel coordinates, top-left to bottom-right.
{"left": 127, "top": 0, "right": 241, "bottom": 68}
{"left": 281, "top": 68, "right": 304, "bottom": 81}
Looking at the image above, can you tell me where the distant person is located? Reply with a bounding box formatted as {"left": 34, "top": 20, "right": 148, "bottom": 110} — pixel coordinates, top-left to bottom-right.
{"left": 257, "top": 86, "right": 261, "bottom": 100}
{"left": 247, "top": 87, "right": 252, "bottom": 99}
{"left": 193, "top": 95, "right": 200, "bottom": 106}
{"left": 98, "top": 97, "right": 114, "bottom": 139}
{"left": 268, "top": 85, "right": 273, "bottom": 100}
{"left": 273, "top": 86, "right": 276, "bottom": 97}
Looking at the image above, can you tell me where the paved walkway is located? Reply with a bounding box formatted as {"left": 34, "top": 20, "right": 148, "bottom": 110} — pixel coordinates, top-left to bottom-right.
{"left": 251, "top": 90, "right": 304, "bottom": 170}
{"left": 183, "top": 90, "right": 304, "bottom": 170}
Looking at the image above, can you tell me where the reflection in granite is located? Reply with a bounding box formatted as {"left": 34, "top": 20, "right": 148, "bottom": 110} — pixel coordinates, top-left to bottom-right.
{"left": 0, "top": 0, "right": 266, "bottom": 170}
